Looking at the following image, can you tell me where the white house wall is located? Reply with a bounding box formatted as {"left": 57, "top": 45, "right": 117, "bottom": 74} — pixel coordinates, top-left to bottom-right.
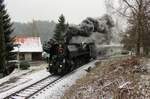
{"left": 25, "top": 53, "right": 32, "bottom": 61}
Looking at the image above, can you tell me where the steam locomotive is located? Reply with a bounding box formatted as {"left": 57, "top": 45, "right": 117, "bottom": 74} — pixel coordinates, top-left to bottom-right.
{"left": 47, "top": 41, "right": 96, "bottom": 75}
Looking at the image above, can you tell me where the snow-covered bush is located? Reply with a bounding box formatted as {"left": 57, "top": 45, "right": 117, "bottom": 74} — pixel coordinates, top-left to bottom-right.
{"left": 20, "top": 61, "right": 30, "bottom": 70}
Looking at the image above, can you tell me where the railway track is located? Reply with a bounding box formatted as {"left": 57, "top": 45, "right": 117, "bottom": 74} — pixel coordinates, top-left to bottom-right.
{"left": 4, "top": 75, "right": 62, "bottom": 99}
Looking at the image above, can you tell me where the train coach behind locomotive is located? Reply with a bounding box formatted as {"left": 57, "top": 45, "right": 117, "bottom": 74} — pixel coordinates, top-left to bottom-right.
{"left": 47, "top": 40, "right": 96, "bottom": 75}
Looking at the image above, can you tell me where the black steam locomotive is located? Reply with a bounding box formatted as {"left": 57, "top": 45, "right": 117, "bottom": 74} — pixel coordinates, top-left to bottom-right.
{"left": 47, "top": 41, "right": 96, "bottom": 75}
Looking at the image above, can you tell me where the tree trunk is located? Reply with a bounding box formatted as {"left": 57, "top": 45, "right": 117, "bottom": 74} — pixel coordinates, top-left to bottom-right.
{"left": 0, "top": 13, "right": 6, "bottom": 73}
{"left": 136, "top": 42, "right": 140, "bottom": 56}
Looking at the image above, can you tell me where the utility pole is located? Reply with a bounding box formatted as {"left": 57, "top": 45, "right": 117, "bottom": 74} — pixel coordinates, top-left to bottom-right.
{"left": 17, "top": 44, "right": 21, "bottom": 70}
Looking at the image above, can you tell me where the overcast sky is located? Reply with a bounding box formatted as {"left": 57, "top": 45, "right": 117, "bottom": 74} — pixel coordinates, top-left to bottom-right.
{"left": 5, "top": 0, "right": 106, "bottom": 24}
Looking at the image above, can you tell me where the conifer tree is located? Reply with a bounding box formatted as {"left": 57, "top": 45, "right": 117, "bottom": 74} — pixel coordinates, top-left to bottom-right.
{"left": 0, "top": 0, "right": 15, "bottom": 73}
{"left": 0, "top": 0, "right": 15, "bottom": 61}
{"left": 0, "top": 0, "right": 6, "bottom": 73}
{"left": 53, "top": 14, "right": 68, "bottom": 42}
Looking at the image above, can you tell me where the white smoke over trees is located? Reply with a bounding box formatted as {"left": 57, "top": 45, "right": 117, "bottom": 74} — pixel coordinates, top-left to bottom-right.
{"left": 105, "top": 0, "right": 128, "bottom": 43}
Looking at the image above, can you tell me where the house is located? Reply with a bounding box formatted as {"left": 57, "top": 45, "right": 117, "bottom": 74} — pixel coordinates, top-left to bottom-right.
{"left": 12, "top": 36, "right": 43, "bottom": 61}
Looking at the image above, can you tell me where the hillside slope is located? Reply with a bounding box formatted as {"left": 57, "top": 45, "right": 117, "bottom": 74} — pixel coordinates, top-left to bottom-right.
{"left": 63, "top": 56, "right": 150, "bottom": 99}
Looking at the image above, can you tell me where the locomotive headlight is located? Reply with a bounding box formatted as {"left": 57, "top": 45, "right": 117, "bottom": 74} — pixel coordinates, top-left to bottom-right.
{"left": 50, "top": 64, "right": 52, "bottom": 66}
{"left": 60, "top": 65, "right": 63, "bottom": 68}
{"left": 63, "top": 59, "right": 65, "bottom": 63}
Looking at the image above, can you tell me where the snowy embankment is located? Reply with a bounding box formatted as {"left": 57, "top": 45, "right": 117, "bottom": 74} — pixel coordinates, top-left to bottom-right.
{"left": 62, "top": 57, "right": 150, "bottom": 99}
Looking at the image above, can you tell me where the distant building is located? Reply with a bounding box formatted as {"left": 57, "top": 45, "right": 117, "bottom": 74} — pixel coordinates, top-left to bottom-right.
{"left": 12, "top": 36, "right": 43, "bottom": 61}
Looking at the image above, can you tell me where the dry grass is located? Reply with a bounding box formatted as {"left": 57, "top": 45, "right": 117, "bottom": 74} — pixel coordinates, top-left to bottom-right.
{"left": 62, "top": 56, "right": 150, "bottom": 99}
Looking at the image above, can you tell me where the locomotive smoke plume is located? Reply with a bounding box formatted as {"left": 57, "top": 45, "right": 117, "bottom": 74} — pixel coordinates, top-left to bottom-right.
{"left": 65, "top": 14, "right": 115, "bottom": 56}
{"left": 66, "top": 14, "right": 114, "bottom": 44}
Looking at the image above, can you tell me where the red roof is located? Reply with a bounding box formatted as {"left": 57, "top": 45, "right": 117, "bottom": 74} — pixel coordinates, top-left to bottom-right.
{"left": 12, "top": 37, "right": 43, "bottom": 52}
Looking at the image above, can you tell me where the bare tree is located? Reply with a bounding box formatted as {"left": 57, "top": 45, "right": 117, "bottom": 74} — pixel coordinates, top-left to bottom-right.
{"left": 105, "top": 0, "right": 150, "bottom": 56}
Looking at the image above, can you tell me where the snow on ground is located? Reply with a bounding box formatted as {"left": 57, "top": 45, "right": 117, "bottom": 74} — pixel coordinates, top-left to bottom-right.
{"left": 0, "top": 60, "right": 98, "bottom": 99}
{"left": 0, "top": 69, "right": 34, "bottom": 87}
{"left": 0, "top": 64, "right": 50, "bottom": 99}
{"left": 34, "top": 60, "right": 98, "bottom": 99}
{"left": 145, "top": 59, "right": 150, "bottom": 72}
{"left": 0, "top": 61, "right": 47, "bottom": 86}
{"left": 0, "top": 69, "right": 50, "bottom": 99}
